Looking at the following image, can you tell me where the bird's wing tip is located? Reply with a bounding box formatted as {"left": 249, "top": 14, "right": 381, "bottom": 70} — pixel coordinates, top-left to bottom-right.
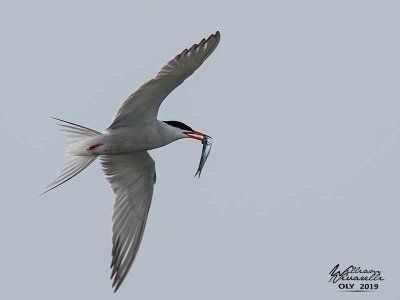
{"left": 40, "top": 186, "right": 53, "bottom": 195}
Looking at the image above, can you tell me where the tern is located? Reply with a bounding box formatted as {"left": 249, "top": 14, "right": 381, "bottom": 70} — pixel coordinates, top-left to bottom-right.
{"left": 43, "top": 31, "right": 220, "bottom": 292}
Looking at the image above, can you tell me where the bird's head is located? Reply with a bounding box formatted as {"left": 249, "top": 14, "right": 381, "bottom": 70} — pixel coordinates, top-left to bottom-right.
{"left": 163, "top": 120, "right": 206, "bottom": 141}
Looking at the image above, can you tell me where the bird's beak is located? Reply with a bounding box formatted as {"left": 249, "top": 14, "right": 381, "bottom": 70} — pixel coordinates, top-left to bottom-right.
{"left": 184, "top": 130, "right": 206, "bottom": 141}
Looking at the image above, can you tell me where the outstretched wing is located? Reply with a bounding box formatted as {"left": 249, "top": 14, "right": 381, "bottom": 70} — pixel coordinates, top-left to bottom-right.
{"left": 108, "top": 31, "right": 220, "bottom": 129}
{"left": 101, "top": 152, "right": 156, "bottom": 292}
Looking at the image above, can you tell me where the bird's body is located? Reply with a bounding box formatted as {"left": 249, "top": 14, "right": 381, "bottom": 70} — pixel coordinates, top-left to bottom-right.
{"left": 68, "top": 120, "right": 185, "bottom": 156}
{"left": 43, "top": 31, "right": 220, "bottom": 292}
{"left": 102, "top": 120, "right": 184, "bottom": 154}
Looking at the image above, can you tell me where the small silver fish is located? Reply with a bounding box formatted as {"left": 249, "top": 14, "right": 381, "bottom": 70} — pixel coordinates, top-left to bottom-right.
{"left": 195, "top": 135, "right": 213, "bottom": 178}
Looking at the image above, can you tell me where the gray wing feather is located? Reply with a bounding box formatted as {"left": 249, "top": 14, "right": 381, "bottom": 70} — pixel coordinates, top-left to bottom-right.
{"left": 108, "top": 31, "right": 220, "bottom": 129}
{"left": 101, "top": 152, "right": 156, "bottom": 292}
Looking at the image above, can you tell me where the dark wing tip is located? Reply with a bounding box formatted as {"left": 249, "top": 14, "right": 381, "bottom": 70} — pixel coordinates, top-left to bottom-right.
{"left": 183, "top": 31, "right": 219, "bottom": 57}
{"left": 206, "top": 31, "right": 221, "bottom": 50}
{"left": 213, "top": 31, "right": 221, "bottom": 41}
{"left": 113, "top": 280, "right": 123, "bottom": 293}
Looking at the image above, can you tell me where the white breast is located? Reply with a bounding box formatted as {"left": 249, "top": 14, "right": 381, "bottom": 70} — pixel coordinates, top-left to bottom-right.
{"left": 94, "top": 121, "right": 184, "bottom": 155}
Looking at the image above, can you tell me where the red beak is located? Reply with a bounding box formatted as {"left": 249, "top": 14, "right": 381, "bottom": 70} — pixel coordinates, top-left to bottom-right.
{"left": 184, "top": 130, "right": 205, "bottom": 141}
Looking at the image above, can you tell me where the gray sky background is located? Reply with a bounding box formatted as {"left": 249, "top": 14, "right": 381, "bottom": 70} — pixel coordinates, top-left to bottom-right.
{"left": 1, "top": 0, "right": 399, "bottom": 299}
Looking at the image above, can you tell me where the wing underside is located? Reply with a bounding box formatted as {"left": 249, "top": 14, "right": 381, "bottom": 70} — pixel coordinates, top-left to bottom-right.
{"left": 108, "top": 31, "right": 220, "bottom": 128}
{"left": 101, "top": 152, "right": 156, "bottom": 292}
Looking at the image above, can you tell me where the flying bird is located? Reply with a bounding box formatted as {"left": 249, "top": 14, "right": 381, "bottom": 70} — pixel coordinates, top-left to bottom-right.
{"left": 43, "top": 31, "right": 220, "bottom": 292}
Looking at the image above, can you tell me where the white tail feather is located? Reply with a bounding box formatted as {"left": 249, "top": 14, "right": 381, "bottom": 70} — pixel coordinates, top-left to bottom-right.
{"left": 42, "top": 118, "right": 102, "bottom": 194}
{"left": 52, "top": 117, "right": 101, "bottom": 141}
{"left": 42, "top": 155, "right": 98, "bottom": 194}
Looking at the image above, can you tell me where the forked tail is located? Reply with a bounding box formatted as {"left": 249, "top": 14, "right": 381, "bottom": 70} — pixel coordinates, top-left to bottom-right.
{"left": 41, "top": 118, "right": 102, "bottom": 194}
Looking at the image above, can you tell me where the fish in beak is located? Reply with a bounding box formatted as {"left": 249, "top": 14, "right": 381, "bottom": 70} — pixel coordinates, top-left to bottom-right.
{"left": 195, "top": 135, "right": 213, "bottom": 178}
{"left": 184, "top": 131, "right": 213, "bottom": 177}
